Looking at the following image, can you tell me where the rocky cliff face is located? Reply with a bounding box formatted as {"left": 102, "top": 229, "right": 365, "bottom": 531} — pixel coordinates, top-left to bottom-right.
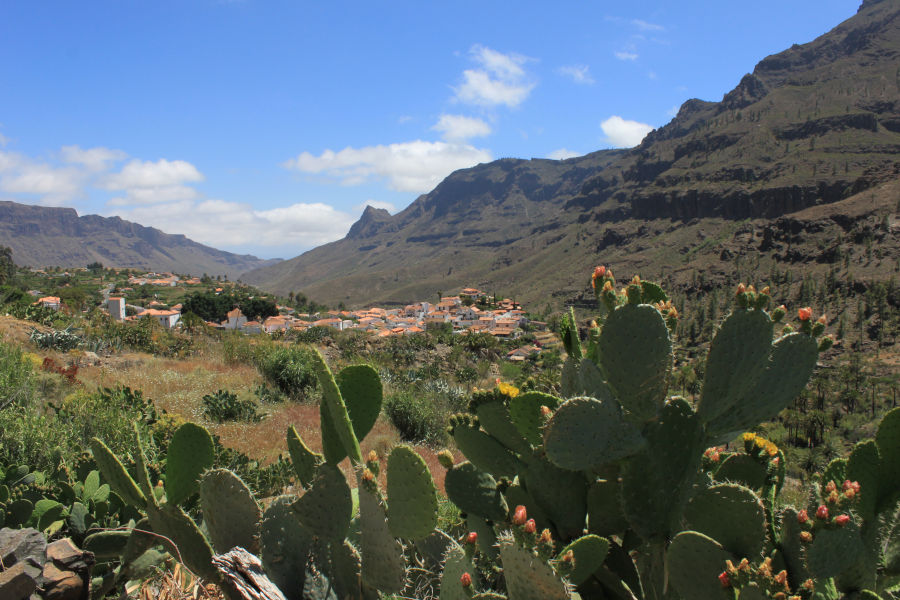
{"left": 239, "top": 0, "right": 900, "bottom": 306}
{"left": 0, "top": 202, "right": 280, "bottom": 278}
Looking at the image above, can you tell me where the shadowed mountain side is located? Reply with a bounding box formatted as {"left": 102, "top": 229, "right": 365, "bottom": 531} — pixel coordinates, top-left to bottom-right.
{"left": 0, "top": 201, "right": 281, "bottom": 278}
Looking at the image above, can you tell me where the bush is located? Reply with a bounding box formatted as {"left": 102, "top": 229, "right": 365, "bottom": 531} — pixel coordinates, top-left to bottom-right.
{"left": 0, "top": 340, "right": 36, "bottom": 410}
{"left": 202, "top": 389, "right": 262, "bottom": 422}
{"left": 254, "top": 346, "right": 318, "bottom": 401}
{"left": 383, "top": 390, "right": 446, "bottom": 445}
{"left": 29, "top": 326, "right": 84, "bottom": 352}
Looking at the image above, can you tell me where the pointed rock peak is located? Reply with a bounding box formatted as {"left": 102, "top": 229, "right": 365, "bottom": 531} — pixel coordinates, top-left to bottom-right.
{"left": 347, "top": 205, "right": 394, "bottom": 240}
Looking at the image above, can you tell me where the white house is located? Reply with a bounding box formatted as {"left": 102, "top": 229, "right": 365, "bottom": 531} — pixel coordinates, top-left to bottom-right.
{"left": 108, "top": 297, "right": 126, "bottom": 321}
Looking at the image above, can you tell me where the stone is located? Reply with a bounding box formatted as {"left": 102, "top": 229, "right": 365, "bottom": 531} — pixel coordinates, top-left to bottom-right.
{"left": 0, "top": 528, "right": 47, "bottom": 570}
{"left": 41, "top": 562, "right": 85, "bottom": 600}
{"left": 0, "top": 561, "right": 41, "bottom": 600}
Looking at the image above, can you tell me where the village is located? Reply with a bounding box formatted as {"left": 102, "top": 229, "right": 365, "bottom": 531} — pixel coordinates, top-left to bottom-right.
{"left": 27, "top": 269, "right": 552, "bottom": 362}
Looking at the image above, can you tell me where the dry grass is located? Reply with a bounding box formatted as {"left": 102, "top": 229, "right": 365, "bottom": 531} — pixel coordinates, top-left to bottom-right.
{"left": 127, "top": 563, "right": 224, "bottom": 600}
{"left": 2, "top": 315, "right": 454, "bottom": 496}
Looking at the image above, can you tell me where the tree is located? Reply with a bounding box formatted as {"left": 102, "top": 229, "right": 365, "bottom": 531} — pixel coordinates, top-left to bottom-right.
{"left": 0, "top": 246, "right": 15, "bottom": 286}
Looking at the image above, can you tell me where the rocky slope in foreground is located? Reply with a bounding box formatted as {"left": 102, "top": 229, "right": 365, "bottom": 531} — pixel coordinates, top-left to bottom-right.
{"left": 243, "top": 0, "right": 900, "bottom": 306}
{"left": 0, "top": 201, "right": 280, "bottom": 279}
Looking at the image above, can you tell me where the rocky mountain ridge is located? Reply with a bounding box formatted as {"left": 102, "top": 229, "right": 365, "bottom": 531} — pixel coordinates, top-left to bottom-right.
{"left": 242, "top": 0, "right": 900, "bottom": 307}
{"left": 0, "top": 201, "right": 279, "bottom": 279}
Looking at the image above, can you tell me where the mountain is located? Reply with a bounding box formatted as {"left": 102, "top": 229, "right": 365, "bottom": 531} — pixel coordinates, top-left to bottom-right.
{"left": 0, "top": 201, "right": 280, "bottom": 279}
{"left": 244, "top": 0, "right": 900, "bottom": 307}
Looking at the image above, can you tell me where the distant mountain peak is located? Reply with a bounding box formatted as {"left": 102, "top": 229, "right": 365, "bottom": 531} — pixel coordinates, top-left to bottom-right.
{"left": 347, "top": 205, "right": 394, "bottom": 239}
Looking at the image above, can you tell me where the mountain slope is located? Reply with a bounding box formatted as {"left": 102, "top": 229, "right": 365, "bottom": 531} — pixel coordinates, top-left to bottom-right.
{"left": 0, "top": 201, "right": 280, "bottom": 278}
{"left": 243, "top": 0, "right": 900, "bottom": 306}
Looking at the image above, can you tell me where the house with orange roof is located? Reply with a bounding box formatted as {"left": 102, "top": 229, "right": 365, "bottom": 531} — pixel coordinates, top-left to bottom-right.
{"left": 223, "top": 307, "right": 247, "bottom": 330}
{"left": 242, "top": 320, "right": 262, "bottom": 334}
{"left": 263, "top": 315, "right": 291, "bottom": 334}
{"left": 35, "top": 296, "right": 61, "bottom": 311}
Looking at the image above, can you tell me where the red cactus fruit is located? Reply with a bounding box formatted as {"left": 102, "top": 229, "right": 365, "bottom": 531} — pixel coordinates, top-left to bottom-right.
{"left": 512, "top": 505, "right": 527, "bottom": 525}
{"left": 460, "top": 572, "right": 472, "bottom": 587}
{"left": 524, "top": 519, "right": 536, "bottom": 534}
{"left": 718, "top": 571, "right": 730, "bottom": 588}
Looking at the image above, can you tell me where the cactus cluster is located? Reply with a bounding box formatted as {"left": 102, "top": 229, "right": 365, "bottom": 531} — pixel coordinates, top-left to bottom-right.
{"left": 74, "top": 265, "right": 899, "bottom": 600}
{"left": 438, "top": 268, "right": 868, "bottom": 599}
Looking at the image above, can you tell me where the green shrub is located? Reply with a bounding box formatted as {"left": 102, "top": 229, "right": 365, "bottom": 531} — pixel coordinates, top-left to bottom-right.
{"left": 254, "top": 345, "right": 318, "bottom": 401}
{"left": 202, "top": 389, "right": 262, "bottom": 422}
{"left": 383, "top": 390, "right": 446, "bottom": 444}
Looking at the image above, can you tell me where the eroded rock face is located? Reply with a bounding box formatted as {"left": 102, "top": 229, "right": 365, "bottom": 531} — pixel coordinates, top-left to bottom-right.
{"left": 0, "top": 529, "right": 94, "bottom": 600}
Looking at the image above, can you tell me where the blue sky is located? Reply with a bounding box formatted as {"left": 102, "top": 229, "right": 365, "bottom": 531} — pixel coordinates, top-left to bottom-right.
{"left": 0, "top": 0, "right": 858, "bottom": 259}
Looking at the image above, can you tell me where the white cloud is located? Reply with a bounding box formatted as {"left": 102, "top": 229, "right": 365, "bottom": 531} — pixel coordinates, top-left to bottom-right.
{"left": 432, "top": 114, "right": 492, "bottom": 142}
{"left": 454, "top": 45, "right": 535, "bottom": 108}
{"left": 102, "top": 158, "right": 205, "bottom": 206}
{"left": 547, "top": 148, "right": 581, "bottom": 160}
{"left": 110, "top": 199, "right": 356, "bottom": 250}
{"left": 0, "top": 132, "right": 8, "bottom": 147}
{"left": 60, "top": 145, "right": 126, "bottom": 171}
{"left": 0, "top": 150, "right": 87, "bottom": 203}
{"left": 601, "top": 116, "right": 654, "bottom": 147}
{"left": 283, "top": 140, "right": 492, "bottom": 193}
{"left": 615, "top": 51, "right": 639, "bottom": 61}
{"left": 104, "top": 158, "right": 203, "bottom": 190}
{"left": 558, "top": 64, "right": 594, "bottom": 85}
{"left": 631, "top": 19, "right": 664, "bottom": 31}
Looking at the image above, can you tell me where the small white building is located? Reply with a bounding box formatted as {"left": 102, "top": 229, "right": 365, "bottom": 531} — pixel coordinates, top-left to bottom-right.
{"left": 141, "top": 308, "right": 181, "bottom": 329}
{"left": 108, "top": 297, "right": 126, "bottom": 321}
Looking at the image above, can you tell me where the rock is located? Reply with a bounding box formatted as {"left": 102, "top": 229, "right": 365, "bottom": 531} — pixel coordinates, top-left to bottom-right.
{"left": 40, "top": 563, "right": 84, "bottom": 600}
{"left": 0, "top": 528, "right": 47, "bottom": 570}
{"left": 0, "top": 561, "right": 42, "bottom": 600}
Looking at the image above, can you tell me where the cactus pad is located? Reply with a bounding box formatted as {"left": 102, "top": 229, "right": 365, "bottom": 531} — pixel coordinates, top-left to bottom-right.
{"left": 598, "top": 304, "right": 672, "bottom": 422}
{"left": 337, "top": 364, "right": 383, "bottom": 440}
{"left": 444, "top": 461, "right": 507, "bottom": 522}
{"left": 509, "top": 391, "right": 561, "bottom": 446}
{"left": 561, "top": 357, "right": 615, "bottom": 402}
{"left": 359, "top": 486, "right": 406, "bottom": 593}
{"left": 558, "top": 534, "right": 609, "bottom": 585}
{"left": 83, "top": 530, "right": 132, "bottom": 560}
{"left": 451, "top": 422, "right": 518, "bottom": 479}
{"left": 475, "top": 400, "right": 531, "bottom": 455}
{"left": 90, "top": 438, "right": 146, "bottom": 508}
{"left": 498, "top": 534, "right": 570, "bottom": 600}
{"left": 467, "top": 514, "right": 499, "bottom": 561}
{"left": 286, "top": 425, "right": 322, "bottom": 488}
{"left": 807, "top": 520, "right": 865, "bottom": 579}
{"left": 876, "top": 407, "right": 900, "bottom": 510}
{"left": 621, "top": 398, "right": 702, "bottom": 542}
{"left": 713, "top": 453, "right": 767, "bottom": 490}
{"left": 292, "top": 464, "right": 353, "bottom": 541}
{"left": 543, "top": 397, "right": 645, "bottom": 471}
{"left": 440, "top": 544, "right": 476, "bottom": 600}
{"left": 847, "top": 440, "right": 881, "bottom": 523}
{"left": 146, "top": 503, "right": 219, "bottom": 582}
{"left": 165, "top": 422, "right": 215, "bottom": 506}
{"left": 199, "top": 468, "right": 261, "bottom": 554}
{"left": 386, "top": 444, "right": 438, "bottom": 540}
{"left": 312, "top": 349, "right": 363, "bottom": 465}
{"left": 586, "top": 479, "right": 628, "bottom": 537}
{"left": 705, "top": 333, "right": 818, "bottom": 442}
{"left": 698, "top": 309, "right": 773, "bottom": 423}
{"left": 684, "top": 483, "right": 767, "bottom": 559}
{"left": 522, "top": 456, "right": 588, "bottom": 540}
{"left": 260, "top": 496, "right": 313, "bottom": 599}
{"left": 666, "top": 531, "right": 732, "bottom": 600}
